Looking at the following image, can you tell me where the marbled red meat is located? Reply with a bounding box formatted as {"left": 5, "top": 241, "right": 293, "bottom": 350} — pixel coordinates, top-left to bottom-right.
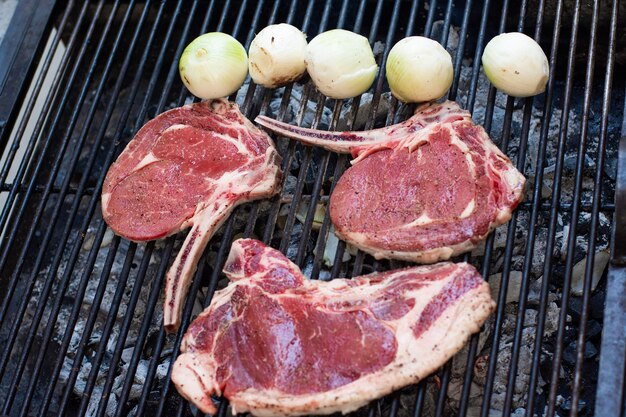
{"left": 172, "top": 239, "right": 495, "bottom": 416}
{"left": 255, "top": 101, "right": 525, "bottom": 263}
{"left": 101, "top": 100, "right": 281, "bottom": 331}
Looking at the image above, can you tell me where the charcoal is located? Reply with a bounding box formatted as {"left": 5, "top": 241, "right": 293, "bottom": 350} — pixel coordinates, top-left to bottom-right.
{"left": 560, "top": 397, "right": 587, "bottom": 412}
{"left": 488, "top": 270, "right": 523, "bottom": 304}
{"left": 585, "top": 320, "right": 602, "bottom": 339}
{"left": 568, "top": 297, "right": 584, "bottom": 322}
{"left": 570, "top": 250, "right": 610, "bottom": 296}
{"left": 564, "top": 341, "right": 598, "bottom": 365}
{"left": 590, "top": 290, "right": 606, "bottom": 319}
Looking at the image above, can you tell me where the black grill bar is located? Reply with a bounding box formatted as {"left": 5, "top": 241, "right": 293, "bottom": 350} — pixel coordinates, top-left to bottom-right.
{"left": 155, "top": 2, "right": 284, "bottom": 414}
{"left": 0, "top": 0, "right": 108, "bottom": 389}
{"left": 0, "top": 0, "right": 80, "bottom": 322}
{"left": 458, "top": 1, "right": 513, "bottom": 415}
{"left": 572, "top": 0, "right": 619, "bottom": 414}
{"left": 546, "top": 0, "right": 601, "bottom": 414}
{"left": 1, "top": 0, "right": 150, "bottom": 411}
{"left": 500, "top": 1, "right": 549, "bottom": 415}
{"left": 65, "top": 1, "right": 199, "bottom": 415}
{"left": 0, "top": 1, "right": 622, "bottom": 417}
{"left": 55, "top": 231, "right": 123, "bottom": 415}
{"left": 51, "top": 1, "right": 174, "bottom": 413}
{"left": 522, "top": 0, "right": 572, "bottom": 415}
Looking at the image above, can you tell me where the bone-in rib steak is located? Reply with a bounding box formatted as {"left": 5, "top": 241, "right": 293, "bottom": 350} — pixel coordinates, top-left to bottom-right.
{"left": 172, "top": 239, "right": 495, "bottom": 416}
{"left": 255, "top": 101, "right": 525, "bottom": 263}
{"left": 102, "top": 100, "right": 281, "bottom": 331}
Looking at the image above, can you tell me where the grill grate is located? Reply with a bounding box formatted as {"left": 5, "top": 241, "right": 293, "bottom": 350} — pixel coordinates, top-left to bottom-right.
{"left": 0, "top": 1, "right": 623, "bottom": 417}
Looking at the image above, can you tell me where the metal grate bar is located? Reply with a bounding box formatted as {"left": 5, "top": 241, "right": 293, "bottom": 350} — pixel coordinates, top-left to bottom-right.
{"left": 0, "top": 0, "right": 88, "bottom": 325}
{"left": 480, "top": 121, "right": 516, "bottom": 417}
{"left": 70, "top": 2, "right": 206, "bottom": 415}
{"left": 54, "top": 232, "right": 121, "bottom": 416}
{"left": 159, "top": 2, "right": 362, "bottom": 414}
{"left": 480, "top": 3, "right": 540, "bottom": 417}
{"left": 0, "top": 0, "right": 110, "bottom": 387}
{"left": 152, "top": 2, "right": 300, "bottom": 414}
{"left": 545, "top": 1, "right": 602, "bottom": 415}
{"left": 0, "top": 2, "right": 154, "bottom": 413}
{"left": 46, "top": 2, "right": 171, "bottom": 415}
{"left": 570, "top": 0, "right": 619, "bottom": 415}
{"left": 456, "top": 0, "right": 515, "bottom": 414}
{"left": 7, "top": 2, "right": 145, "bottom": 408}
{"left": 40, "top": 1, "right": 186, "bottom": 413}
{"left": 293, "top": 100, "right": 339, "bottom": 268}
{"left": 522, "top": 0, "right": 577, "bottom": 415}
{"left": 94, "top": 240, "right": 156, "bottom": 417}
{"left": 497, "top": 2, "right": 571, "bottom": 416}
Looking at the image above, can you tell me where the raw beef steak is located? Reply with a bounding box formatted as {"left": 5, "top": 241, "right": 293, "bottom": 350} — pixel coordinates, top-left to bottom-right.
{"left": 172, "top": 239, "right": 495, "bottom": 416}
{"left": 255, "top": 101, "right": 525, "bottom": 263}
{"left": 102, "top": 100, "right": 281, "bottom": 331}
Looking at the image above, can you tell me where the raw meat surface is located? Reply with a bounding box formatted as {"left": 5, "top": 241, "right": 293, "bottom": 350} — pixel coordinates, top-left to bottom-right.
{"left": 255, "top": 101, "right": 525, "bottom": 263}
{"left": 102, "top": 100, "right": 281, "bottom": 331}
{"left": 172, "top": 239, "right": 495, "bottom": 416}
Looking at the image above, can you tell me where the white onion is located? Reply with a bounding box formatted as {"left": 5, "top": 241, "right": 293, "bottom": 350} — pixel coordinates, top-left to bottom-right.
{"left": 385, "top": 36, "right": 453, "bottom": 103}
{"left": 248, "top": 24, "right": 308, "bottom": 88}
{"left": 306, "top": 29, "right": 378, "bottom": 99}
{"left": 179, "top": 32, "right": 248, "bottom": 99}
{"left": 481, "top": 32, "right": 549, "bottom": 97}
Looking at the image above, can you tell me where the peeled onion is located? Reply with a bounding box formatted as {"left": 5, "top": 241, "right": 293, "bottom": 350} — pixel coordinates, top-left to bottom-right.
{"left": 179, "top": 32, "right": 248, "bottom": 99}
{"left": 306, "top": 29, "right": 378, "bottom": 99}
{"left": 385, "top": 36, "right": 453, "bottom": 103}
{"left": 481, "top": 32, "right": 549, "bottom": 97}
{"left": 248, "top": 24, "right": 308, "bottom": 88}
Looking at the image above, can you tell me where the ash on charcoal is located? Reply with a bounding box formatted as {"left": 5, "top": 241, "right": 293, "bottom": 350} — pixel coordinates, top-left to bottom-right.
{"left": 267, "top": 83, "right": 333, "bottom": 129}
{"left": 283, "top": 174, "right": 298, "bottom": 195}
{"left": 448, "top": 302, "right": 560, "bottom": 412}
{"left": 570, "top": 250, "right": 610, "bottom": 296}
{"left": 466, "top": 407, "right": 501, "bottom": 417}
{"left": 527, "top": 277, "right": 558, "bottom": 305}
{"left": 485, "top": 302, "right": 561, "bottom": 411}
{"left": 560, "top": 397, "right": 587, "bottom": 412}
{"left": 336, "top": 91, "right": 396, "bottom": 131}
{"left": 49, "top": 222, "right": 173, "bottom": 417}
{"left": 489, "top": 270, "right": 523, "bottom": 304}
{"left": 286, "top": 223, "right": 304, "bottom": 260}
{"left": 563, "top": 341, "right": 598, "bottom": 366}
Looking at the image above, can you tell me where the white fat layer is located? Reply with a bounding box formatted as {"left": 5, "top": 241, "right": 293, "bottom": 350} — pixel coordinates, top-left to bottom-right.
{"left": 101, "top": 193, "right": 111, "bottom": 213}
{"left": 401, "top": 212, "right": 433, "bottom": 228}
{"left": 162, "top": 124, "right": 188, "bottom": 132}
{"left": 134, "top": 152, "right": 160, "bottom": 172}
{"left": 503, "top": 166, "right": 525, "bottom": 189}
{"left": 338, "top": 229, "right": 468, "bottom": 264}
{"left": 459, "top": 198, "right": 475, "bottom": 219}
{"left": 131, "top": 124, "right": 255, "bottom": 180}
{"left": 213, "top": 131, "right": 252, "bottom": 155}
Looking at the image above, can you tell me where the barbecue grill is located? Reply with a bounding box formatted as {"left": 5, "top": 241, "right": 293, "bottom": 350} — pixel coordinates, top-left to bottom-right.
{"left": 0, "top": 1, "right": 623, "bottom": 416}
